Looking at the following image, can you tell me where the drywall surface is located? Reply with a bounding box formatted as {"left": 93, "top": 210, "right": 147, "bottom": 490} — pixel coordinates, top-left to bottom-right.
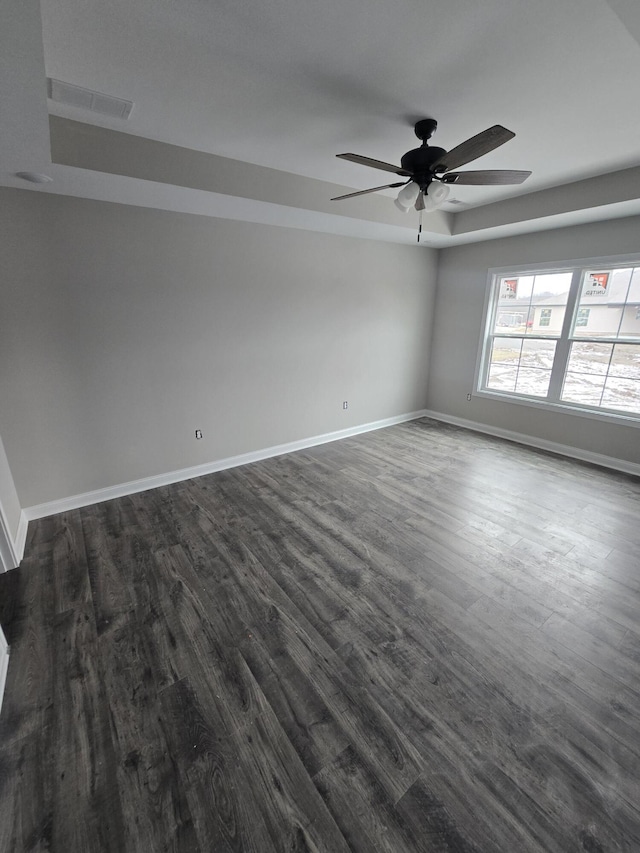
{"left": 0, "top": 188, "right": 436, "bottom": 506}
{"left": 0, "top": 433, "right": 22, "bottom": 543}
{"left": 49, "top": 117, "right": 451, "bottom": 237}
{"left": 428, "top": 215, "right": 640, "bottom": 465}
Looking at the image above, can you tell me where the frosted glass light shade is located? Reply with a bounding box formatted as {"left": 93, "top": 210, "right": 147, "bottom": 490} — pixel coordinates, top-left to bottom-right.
{"left": 426, "top": 182, "right": 450, "bottom": 206}
{"left": 394, "top": 181, "right": 420, "bottom": 212}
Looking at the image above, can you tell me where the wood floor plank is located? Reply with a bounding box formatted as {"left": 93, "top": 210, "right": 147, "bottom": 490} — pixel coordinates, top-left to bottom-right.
{"left": 0, "top": 734, "right": 53, "bottom": 852}
{"left": 155, "top": 677, "right": 241, "bottom": 853}
{"left": 458, "top": 593, "right": 640, "bottom": 772}
{"left": 160, "top": 671, "right": 351, "bottom": 853}
{"left": 97, "top": 615, "right": 201, "bottom": 852}
{"left": 541, "top": 611, "right": 640, "bottom": 692}
{"left": 238, "top": 622, "right": 351, "bottom": 777}
{"left": 50, "top": 606, "right": 126, "bottom": 852}
{"left": 82, "top": 512, "right": 133, "bottom": 636}
{"left": 51, "top": 510, "right": 93, "bottom": 615}
{"left": 240, "top": 598, "right": 423, "bottom": 802}
{"left": 314, "top": 747, "right": 482, "bottom": 853}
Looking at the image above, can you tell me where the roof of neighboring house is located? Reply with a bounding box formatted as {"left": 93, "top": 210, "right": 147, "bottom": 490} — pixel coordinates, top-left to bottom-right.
{"left": 529, "top": 294, "right": 640, "bottom": 307}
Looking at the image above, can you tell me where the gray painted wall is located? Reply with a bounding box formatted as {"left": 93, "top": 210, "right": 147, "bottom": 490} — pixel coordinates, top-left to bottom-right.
{"left": 429, "top": 215, "right": 640, "bottom": 465}
{"left": 0, "top": 188, "right": 437, "bottom": 507}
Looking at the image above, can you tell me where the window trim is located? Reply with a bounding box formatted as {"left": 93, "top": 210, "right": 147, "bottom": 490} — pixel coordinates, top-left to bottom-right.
{"left": 474, "top": 254, "right": 640, "bottom": 428}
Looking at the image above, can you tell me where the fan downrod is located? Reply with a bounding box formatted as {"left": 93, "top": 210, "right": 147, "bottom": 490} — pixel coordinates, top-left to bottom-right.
{"left": 414, "top": 118, "right": 438, "bottom": 143}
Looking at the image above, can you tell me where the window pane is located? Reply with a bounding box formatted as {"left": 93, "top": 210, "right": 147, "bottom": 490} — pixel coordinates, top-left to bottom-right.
{"left": 566, "top": 342, "right": 613, "bottom": 376}
{"left": 519, "top": 338, "right": 556, "bottom": 369}
{"left": 494, "top": 275, "right": 529, "bottom": 333}
{"left": 620, "top": 303, "right": 640, "bottom": 339}
{"left": 531, "top": 273, "right": 573, "bottom": 295}
{"left": 601, "top": 378, "right": 640, "bottom": 413}
{"left": 515, "top": 368, "right": 552, "bottom": 397}
{"left": 497, "top": 275, "right": 534, "bottom": 302}
{"left": 608, "top": 344, "right": 640, "bottom": 379}
{"left": 493, "top": 273, "right": 571, "bottom": 337}
{"left": 562, "top": 342, "right": 640, "bottom": 413}
{"left": 572, "top": 268, "right": 630, "bottom": 338}
{"left": 528, "top": 272, "right": 571, "bottom": 336}
{"left": 561, "top": 372, "right": 606, "bottom": 406}
{"left": 488, "top": 366, "right": 517, "bottom": 392}
{"left": 486, "top": 338, "right": 554, "bottom": 397}
{"left": 487, "top": 338, "right": 521, "bottom": 391}
{"left": 494, "top": 309, "right": 528, "bottom": 334}
{"left": 494, "top": 276, "right": 531, "bottom": 336}
{"left": 607, "top": 268, "right": 633, "bottom": 301}
{"left": 489, "top": 337, "right": 522, "bottom": 364}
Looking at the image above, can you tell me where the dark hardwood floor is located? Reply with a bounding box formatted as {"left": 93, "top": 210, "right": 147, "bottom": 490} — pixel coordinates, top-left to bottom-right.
{"left": 1, "top": 417, "right": 640, "bottom": 852}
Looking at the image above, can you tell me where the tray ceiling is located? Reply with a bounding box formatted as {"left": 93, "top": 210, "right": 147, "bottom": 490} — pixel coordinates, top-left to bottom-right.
{"left": 2, "top": 0, "right": 640, "bottom": 245}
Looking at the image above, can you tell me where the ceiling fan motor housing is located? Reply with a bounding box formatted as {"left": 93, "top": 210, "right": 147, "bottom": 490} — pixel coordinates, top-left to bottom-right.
{"left": 400, "top": 146, "right": 447, "bottom": 189}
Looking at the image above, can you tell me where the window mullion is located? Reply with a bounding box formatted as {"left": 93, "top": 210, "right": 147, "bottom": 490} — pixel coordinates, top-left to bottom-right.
{"left": 547, "top": 267, "right": 582, "bottom": 400}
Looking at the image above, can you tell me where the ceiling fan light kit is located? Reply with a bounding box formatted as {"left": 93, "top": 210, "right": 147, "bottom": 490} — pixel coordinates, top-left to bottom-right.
{"left": 332, "top": 118, "right": 532, "bottom": 222}
{"left": 394, "top": 179, "right": 450, "bottom": 214}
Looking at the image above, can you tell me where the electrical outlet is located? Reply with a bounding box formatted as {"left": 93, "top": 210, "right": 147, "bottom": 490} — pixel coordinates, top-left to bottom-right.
{"left": 343, "top": 401, "right": 348, "bottom": 410}
{"left": 195, "top": 429, "right": 203, "bottom": 439}
{"left": 466, "top": 393, "right": 472, "bottom": 401}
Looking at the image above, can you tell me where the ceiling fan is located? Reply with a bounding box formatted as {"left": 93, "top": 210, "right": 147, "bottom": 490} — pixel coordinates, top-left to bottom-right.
{"left": 331, "top": 119, "right": 531, "bottom": 218}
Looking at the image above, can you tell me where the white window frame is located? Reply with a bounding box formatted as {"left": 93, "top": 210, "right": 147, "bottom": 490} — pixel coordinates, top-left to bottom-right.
{"left": 474, "top": 253, "right": 640, "bottom": 427}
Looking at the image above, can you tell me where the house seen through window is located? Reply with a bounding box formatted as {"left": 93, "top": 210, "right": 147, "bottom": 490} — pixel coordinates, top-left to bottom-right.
{"left": 479, "top": 262, "right": 640, "bottom": 417}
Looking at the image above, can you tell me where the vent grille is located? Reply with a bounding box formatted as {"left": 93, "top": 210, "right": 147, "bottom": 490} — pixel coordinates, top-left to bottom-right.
{"left": 47, "top": 78, "right": 133, "bottom": 120}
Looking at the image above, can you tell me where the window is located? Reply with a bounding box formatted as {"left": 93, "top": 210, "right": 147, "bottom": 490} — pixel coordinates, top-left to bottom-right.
{"left": 575, "top": 308, "right": 590, "bottom": 327}
{"left": 479, "top": 260, "right": 640, "bottom": 419}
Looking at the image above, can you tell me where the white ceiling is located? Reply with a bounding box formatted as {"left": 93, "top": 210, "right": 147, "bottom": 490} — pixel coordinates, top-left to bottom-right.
{"left": 3, "top": 0, "right": 640, "bottom": 245}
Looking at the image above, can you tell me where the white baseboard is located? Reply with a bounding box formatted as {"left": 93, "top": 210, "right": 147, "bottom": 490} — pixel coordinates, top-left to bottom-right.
{"left": 0, "top": 506, "right": 28, "bottom": 572}
{"left": 24, "top": 409, "right": 430, "bottom": 520}
{"left": 14, "top": 511, "right": 28, "bottom": 563}
{"left": 422, "top": 409, "right": 640, "bottom": 478}
{"left": 21, "top": 407, "right": 639, "bottom": 523}
{"left": 0, "top": 627, "right": 8, "bottom": 717}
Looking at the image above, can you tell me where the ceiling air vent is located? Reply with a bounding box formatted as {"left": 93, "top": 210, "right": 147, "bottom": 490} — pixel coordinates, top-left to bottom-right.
{"left": 47, "top": 78, "right": 134, "bottom": 120}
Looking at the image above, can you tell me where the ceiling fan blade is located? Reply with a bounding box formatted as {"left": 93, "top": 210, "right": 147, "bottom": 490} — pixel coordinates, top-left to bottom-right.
{"left": 337, "top": 153, "right": 412, "bottom": 176}
{"left": 331, "top": 181, "right": 408, "bottom": 201}
{"left": 435, "top": 125, "right": 516, "bottom": 172}
{"left": 443, "top": 169, "right": 532, "bottom": 185}
{"left": 415, "top": 191, "right": 425, "bottom": 211}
